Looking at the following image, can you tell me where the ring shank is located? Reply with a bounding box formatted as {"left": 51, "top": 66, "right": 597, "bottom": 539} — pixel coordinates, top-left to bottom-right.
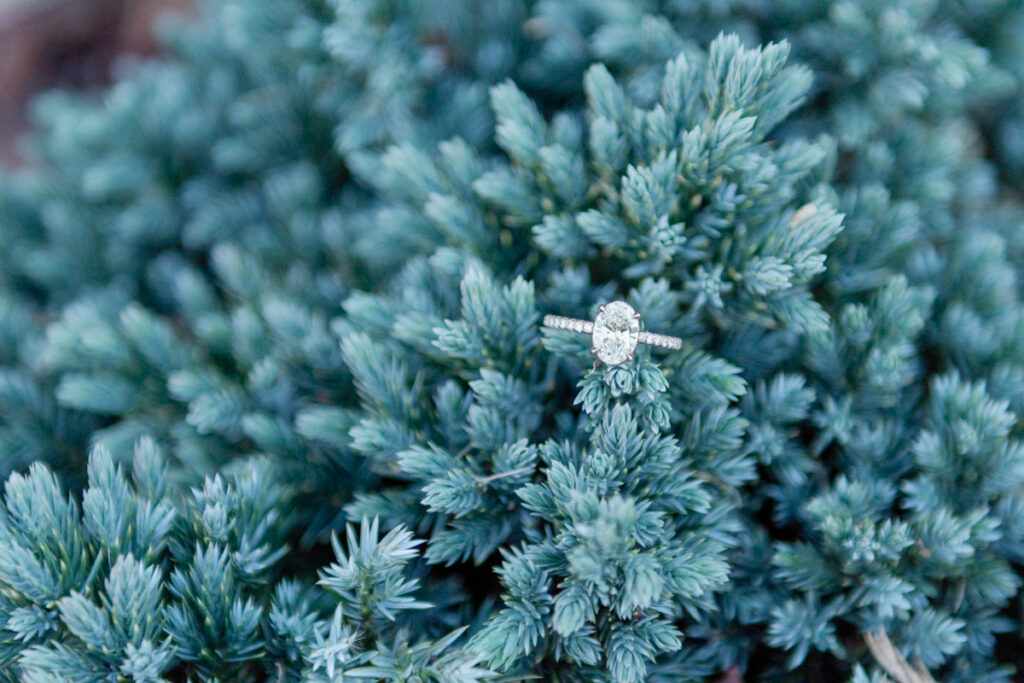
{"left": 543, "top": 314, "right": 594, "bottom": 334}
{"left": 543, "top": 315, "right": 682, "bottom": 351}
{"left": 637, "top": 330, "right": 682, "bottom": 350}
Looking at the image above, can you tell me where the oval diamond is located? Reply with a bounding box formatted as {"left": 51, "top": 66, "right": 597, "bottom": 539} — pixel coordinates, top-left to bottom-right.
{"left": 592, "top": 301, "right": 640, "bottom": 365}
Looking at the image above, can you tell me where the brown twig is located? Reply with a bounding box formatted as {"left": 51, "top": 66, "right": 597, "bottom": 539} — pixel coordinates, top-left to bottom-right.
{"left": 864, "top": 628, "right": 937, "bottom": 683}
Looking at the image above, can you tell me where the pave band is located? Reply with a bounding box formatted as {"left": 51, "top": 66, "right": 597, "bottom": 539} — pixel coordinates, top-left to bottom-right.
{"left": 636, "top": 330, "right": 683, "bottom": 350}
{"left": 543, "top": 301, "right": 682, "bottom": 365}
{"left": 542, "top": 315, "right": 594, "bottom": 335}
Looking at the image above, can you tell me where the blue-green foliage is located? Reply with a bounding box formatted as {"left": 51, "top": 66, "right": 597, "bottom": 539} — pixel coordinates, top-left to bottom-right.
{"left": 2, "top": 0, "right": 1024, "bottom": 680}
{"left": 0, "top": 439, "right": 484, "bottom": 681}
{"left": 0, "top": 438, "right": 295, "bottom": 680}
{"left": 305, "top": 517, "right": 493, "bottom": 681}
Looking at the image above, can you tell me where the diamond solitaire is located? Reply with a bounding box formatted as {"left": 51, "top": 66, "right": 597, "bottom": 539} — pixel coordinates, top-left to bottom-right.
{"left": 543, "top": 301, "right": 683, "bottom": 366}
{"left": 592, "top": 301, "right": 641, "bottom": 365}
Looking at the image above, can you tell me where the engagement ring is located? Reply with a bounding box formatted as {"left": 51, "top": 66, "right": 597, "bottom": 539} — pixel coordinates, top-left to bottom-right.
{"left": 543, "top": 301, "right": 682, "bottom": 366}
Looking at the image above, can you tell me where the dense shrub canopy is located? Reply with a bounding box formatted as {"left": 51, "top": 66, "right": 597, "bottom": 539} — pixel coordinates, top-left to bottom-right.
{"left": 2, "top": 0, "right": 1024, "bottom": 681}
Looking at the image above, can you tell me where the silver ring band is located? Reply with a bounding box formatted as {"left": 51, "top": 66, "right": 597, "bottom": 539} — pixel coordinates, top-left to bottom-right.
{"left": 542, "top": 315, "right": 594, "bottom": 335}
{"left": 636, "top": 330, "right": 683, "bottom": 350}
